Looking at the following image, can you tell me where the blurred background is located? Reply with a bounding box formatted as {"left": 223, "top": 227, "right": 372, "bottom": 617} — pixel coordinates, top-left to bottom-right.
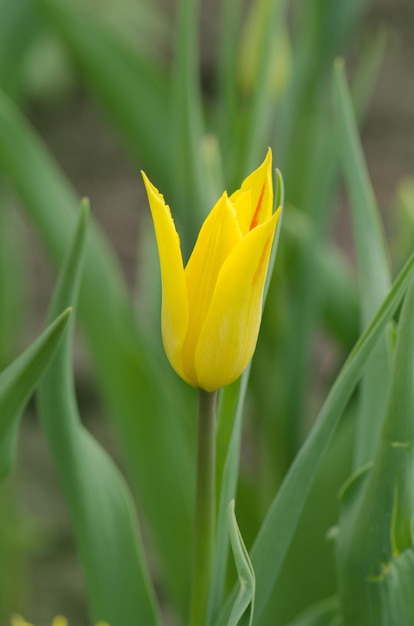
{"left": 0, "top": 0, "right": 413, "bottom": 624}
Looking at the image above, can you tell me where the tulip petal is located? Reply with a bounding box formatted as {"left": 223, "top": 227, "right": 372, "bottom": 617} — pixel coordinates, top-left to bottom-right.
{"left": 183, "top": 193, "right": 242, "bottom": 384}
{"left": 141, "top": 172, "right": 189, "bottom": 382}
{"left": 229, "top": 148, "right": 273, "bottom": 234}
{"left": 194, "top": 209, "right": 280, "bottom": 391}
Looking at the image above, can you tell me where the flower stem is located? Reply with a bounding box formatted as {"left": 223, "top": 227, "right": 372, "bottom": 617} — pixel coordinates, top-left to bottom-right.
{"left": 189, "top": 389, "right": 218, "bottom": 626}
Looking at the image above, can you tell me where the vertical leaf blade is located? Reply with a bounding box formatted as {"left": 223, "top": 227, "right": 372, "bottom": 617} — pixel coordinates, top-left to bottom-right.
{"left": 217, "top": 251, "right": 414, "bottom": 626}
{"left": 0, "top": 88, "right": 193, "bottom": 613}
{"left": 0, "top": 309, "right": 70, "bottom": 478}
{"left": 333, "top": 59, "right": 392, "bottom": 468}
{"left": 37, "top": 204, "right": 160, "bottom": 626}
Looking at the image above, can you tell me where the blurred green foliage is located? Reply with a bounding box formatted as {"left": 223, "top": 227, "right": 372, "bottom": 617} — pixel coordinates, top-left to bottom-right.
{"left": 0, "top": 0, "right": 413, "bottom": 625}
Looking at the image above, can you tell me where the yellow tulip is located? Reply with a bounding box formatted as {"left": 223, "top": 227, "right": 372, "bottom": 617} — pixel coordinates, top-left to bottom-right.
{"left": 142, "top": 149, "right": 281, "bottom": 391}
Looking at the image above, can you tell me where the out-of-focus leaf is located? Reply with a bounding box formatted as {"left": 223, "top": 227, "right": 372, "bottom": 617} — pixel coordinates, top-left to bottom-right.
{"left": 0, "top": 0, "right": 39, "bottom": 98}
{"left": 336, "top": 277, "right": 414, "bottom": 625}
{"left": 0, "top": 196, "right": 25, "bottom": 367}
{"left": 236, "top": 0, "right": 288, "bottom": 180}
{"left": 393, "top": 176, "right": 414, "bottom": 270}
{"left": 227, "top": 500, "right": 255, "bottom": 626}
{"left": 170, "top": 0, "right": 212, "bottom": 248}
{"left": 0, "top": 309, "right": 70, "bottom": 478}
{"left": 37, "top": 202, "right": 160, "bottom": 626}
{"left": 333, "top": 59, "right": 392, "bottom": 469}
{"left": 217, "top": 250, "right": 414, "bottom": 626}
{"left": 273, "top": 31, "right": 386, "bottom": 470}
{"left": 284, "top": 596, "right": 338, "bottom": 626}
{"left": 215, "top": 0, "right": 244, "bottom": 187}
{"left": 282, "top": 206, "right": 359, "bottom": 347}
{"left": 0, "top": 89, "right": 193, "bottom": 614}
{"left": 260, "top": 412, "right": 354, "bottom": 626}
{"left": 35, "top": 0, "right": 170, "bottom": 186}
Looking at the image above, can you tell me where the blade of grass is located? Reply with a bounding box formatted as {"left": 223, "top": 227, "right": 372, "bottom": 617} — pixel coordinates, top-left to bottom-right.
{"left": 276, "top": 31, "right": 387, "bottom": 468}
{"left": 170, "top": 0, "right": 212, "bottom": 249}
{"left": 37, "top": 202, "right": 160, "bottom": 626}
{"left": 215, "top": 0, "right": 244, "bottom": 186}
{"left": 0, "top": 89, "right": 193, "bottom": 613}
{"left": 284, "top": 596, "right": 338, "bottom": 626}
{"left": 236, "top": 0, "right": 287, "bottom": 180}
{"left": 336, "top": 276, "right": 414, "bottom": 625}
{"left": 0, "top": 0, "right": 38, "bottom": 98}
{"left": 217, "top": 250, "right": 414, "bottom": 626}
{"left": 333, "top": 59, "right": 392, "bottom": 468}
{"left": 35, "top": 0, "right": 170, "bottom": 186}
{"left": 0, "top": 308, "right": 70, "bottom": 478}
{"left": 0, "top": 195, "right": 25, "bottom": 367}
{"left": 227, "top": 500, "right": 256, "bottom": 626}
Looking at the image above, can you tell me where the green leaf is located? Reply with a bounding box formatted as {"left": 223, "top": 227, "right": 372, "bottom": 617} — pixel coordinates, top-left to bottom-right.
{"left": 333, "top": 58, "right": 392, "bottom": 469}
{"left": 0, "top": 195, "right": 25, "bottom": 366}
{"left": 170, "top": 0, "right": 212, "bottom": 246}
{"left": 237, "top": 0, "right": 287, "bottom": 179}
{"left": 0, "top": 88, "right": 193, "bottom": 613}
{"left": 284, "top": 596, "right": 338, "bottom": 626}
{"left": 215, "top": 0, "right": 244, "bottom": 186}
{"left": 336, "top": 277, "right": 414, "bottom": 626}
{"left": 0, "top": 0, "right": 38, "bottom": 98}
{"left": 35, "top": 0, "right": 170, "bottom": 185}
{"left": 278, "top": 38, "right": 386, "bottom": 466}
{"left": 37, "top": 202, "right": 160, "bottom": 626}
{"left": 217, "top": 250, "right": 414, "bottom": 626}
{"left": 0, "top": 308, "right": 70, "bottom": 478}
{"left": 227, "top": 500, "right": 255, "bottom": 626}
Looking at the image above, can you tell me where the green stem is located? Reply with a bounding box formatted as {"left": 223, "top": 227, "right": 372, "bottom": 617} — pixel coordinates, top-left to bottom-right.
{"left": 189, "top": 389, "right": 218, "bottom": 626}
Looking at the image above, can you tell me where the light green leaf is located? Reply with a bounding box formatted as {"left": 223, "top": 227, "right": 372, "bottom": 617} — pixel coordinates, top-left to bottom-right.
{"left": 0, "top": 196, "right": 25, "bottom": 366}
{"left": 336, "top": 277, "right": 414, "bottom": 626}
{"left": 217, "top": 250, "right": 414, "bottom": 626}
{"left": 227, "top": 500, "right": 255, "bottom": 626}
{"left": 35, "top": 0, "right": 170, "bottom": 185}
{"left": 215, "top": 0, "right": 244, "bottom": 186}
{"left": 237, "top": 0, "right": 287, "bottom": 179}
{"left": 170, "top": 0, "right": 212, "bottom": 246}
{"left": 0, "top": 308, "right": 70, "bottom": 478}
{"left": 37, "top": 202, "right": 160, "bottom": 626}
{"left": 0, "top": 0, "right": 38, "bottom": 98}
{"left": 333, "top": 58, "right": 392, "bottom": 469}
{"left": 284, "top": 596, "right": 338, "bottom": 626}
{"left": 0, "top": 88, "right": 193, "bottom": 613}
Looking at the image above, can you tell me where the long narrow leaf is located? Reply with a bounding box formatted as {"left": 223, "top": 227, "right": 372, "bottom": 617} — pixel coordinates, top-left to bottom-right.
{"left": 227, "top": 500, "right": 256, "bottom": 626}
{"left": 0, "top": 197, "right": 25, "bottom": 366}
{"left": 336, "top": 277, "right": 414, "bottom": 625}
{"left": 284, "top": 596, "right": 338, "bottom": 626}
{"left": 0, "top": 308, "right": 70, "bottom": 478}
{"left": 0, "top": 89, "right": 193, "bottom": 612}
{"left": 275, "top": 35, "right": 386, "bottom": 468}
{"left": 238, "top": 0, "right": 287, "bottom": 178}
{"left": 170, "top": 0, "right": 212, "bottom": 248}
{"left": 333, "top": 59, "right": 392, "bottom": 468}
{"left": 217, "top": 250, "right": 414, "bottom": 626}
{"left": 35, "top": 0, "right": 170, "bottom": 185}
{"left": 37, "top": 203, "right": 160, "bottom": 626}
